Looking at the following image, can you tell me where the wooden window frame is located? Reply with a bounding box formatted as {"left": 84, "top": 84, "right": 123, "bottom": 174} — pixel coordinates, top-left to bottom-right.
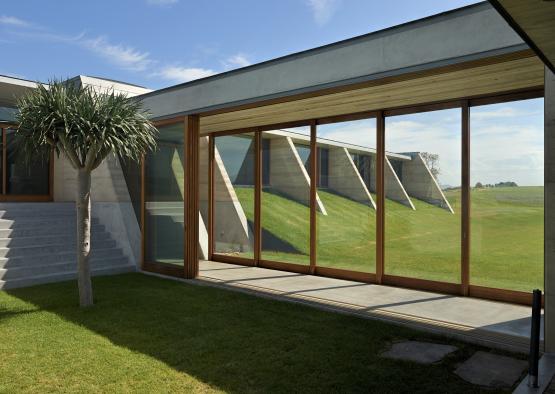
{"left": 142, "top": 89, "right": 545, "bottom": 306}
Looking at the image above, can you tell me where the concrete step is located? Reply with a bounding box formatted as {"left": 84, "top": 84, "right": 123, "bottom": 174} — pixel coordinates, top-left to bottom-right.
{"left": 0, "top": 209, "right": 76, "bottom": 219}
{"left": 0, "top": 248, "right": 124, "bottom": 269}
{"left": 0, "top": 239, "right": 117, "bottom": 258}
{"left": 0, "top": 232, "right": 110, "bottom": 248}
{"left": 0, "top": 224, "right": 106, "bottom": 239}
{"left": 0, "top": 217, "right": 100, "bottom": 229}
{"left": 0, "top": 264, "right": 136, "bottom": 290}
{"left": 0, "top": 256, "right": 129, "bottom": 280}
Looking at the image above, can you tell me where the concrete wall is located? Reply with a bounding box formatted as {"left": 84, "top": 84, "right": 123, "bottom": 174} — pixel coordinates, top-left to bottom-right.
{"left": 364, "top": 154, "right": 414, "bottom": 208}
{"left": 269, "top": 136, "right": 327, "bottom": 215}
{"left": 401, "top": 153, "right": 454, "bottom": 213}
{"left": 328, "top": 146, "right": 376, "bottom": 208}
{"left": 52, "top": 154, "right": 141, "bottom": 268}
{"left": 545, "top": 67, "right": 555, "bottom": 353}
{"left": 385, "top": 157, "right": 415, "bottom": 210}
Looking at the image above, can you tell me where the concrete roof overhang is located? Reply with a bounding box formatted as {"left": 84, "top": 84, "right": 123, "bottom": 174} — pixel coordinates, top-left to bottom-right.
{"left": 0, "top": 75, "right": 38, "bottom": 108}
{"left": 489, "top": 0, "right": 555, "bottom": 73}
{"left": 139, "top": 2, "right": 545, "bottom": 135}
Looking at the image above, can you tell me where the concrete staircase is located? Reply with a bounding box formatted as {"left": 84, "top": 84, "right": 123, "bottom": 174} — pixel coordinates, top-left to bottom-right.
{"left": 0, "top": 203, "right": 135, "bottom": 290}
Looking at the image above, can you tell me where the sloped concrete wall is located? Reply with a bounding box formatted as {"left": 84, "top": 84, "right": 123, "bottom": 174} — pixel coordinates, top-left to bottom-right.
{"left": 401, "top": 153, "right": 454, "bottom": 213}
{"left": 385, "top": 157, "right": 415, "bottom": 210}
{"left": 269, "top": 136, "right": 327, "bottom": 215}
{"left": 364, "top": 154, "right": 414, "bottom": 209}
{"left": 328, "top": 146, "right": 375, "bottom": 208}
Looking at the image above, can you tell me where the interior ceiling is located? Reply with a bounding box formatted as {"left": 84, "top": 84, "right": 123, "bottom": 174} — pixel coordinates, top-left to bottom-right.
{"left": 491, "top": 0, "right": 555, "bottom": 73}
{"left": 199, "top": 54, "right": 544, "bottom": 134}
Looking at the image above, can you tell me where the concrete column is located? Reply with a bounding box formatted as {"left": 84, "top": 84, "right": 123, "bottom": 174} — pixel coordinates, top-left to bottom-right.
{"left": 269, "top": 136, "right": 327, "bottom": 215}
{"left": 545, "top": 67, "right": 555, "bottom": 352}
{"left": 401, "top": 152, "right": 454, "bottom": 213}
{"left": 328, "top": 146, "right": 376, "bottom": 208}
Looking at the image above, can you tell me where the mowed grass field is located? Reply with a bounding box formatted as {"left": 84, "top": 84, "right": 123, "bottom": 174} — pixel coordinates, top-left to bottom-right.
{"left": 234, "top": 186, "right": 543, "bottom": 292}
{"left": 0, "top": 274, "right": 516, "bottom": 393}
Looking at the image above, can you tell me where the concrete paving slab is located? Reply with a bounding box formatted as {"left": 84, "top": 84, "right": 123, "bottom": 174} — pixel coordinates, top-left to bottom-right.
{"left": 197, "top": 261, "right": 542, "bottom": 351}
{"left": 381, "top": 340, "right": 457, "bottom": 364}
{"left": 454, "top": 351, "right": 527, "bottom": 388}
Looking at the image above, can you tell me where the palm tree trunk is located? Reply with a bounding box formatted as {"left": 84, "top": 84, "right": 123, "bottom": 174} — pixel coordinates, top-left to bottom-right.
{"left": 76, "top": 169, "right": 93, "bottom": 307}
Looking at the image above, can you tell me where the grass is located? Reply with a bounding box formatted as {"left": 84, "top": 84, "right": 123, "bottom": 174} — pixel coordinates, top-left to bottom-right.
{"left": 0, "top": 273, "right": 520, "bottom": 393}
{"left": 233, "top": 186, "right": 543, "bottom": 292}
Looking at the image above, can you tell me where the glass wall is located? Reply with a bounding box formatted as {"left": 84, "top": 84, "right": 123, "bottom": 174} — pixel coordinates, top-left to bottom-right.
{"left": 144, "top": 123, "right": 185, "bottom": 265}
{"left": 261, "top": 127, "right": 311, "bottom": 264}
{"left": 203, "top": 96, "right": 545, "bottom": 301}
{"left": 385, "top": 109, "right": 461, "bottom": 283}
{"left": 317, "top": 118, "right": 377, "bottom": 272}
{"left": 470, "top": 98, "right": 544, "bottom": 291}
{"left": 213, "top": 133, "right": 255, "bottom": 258}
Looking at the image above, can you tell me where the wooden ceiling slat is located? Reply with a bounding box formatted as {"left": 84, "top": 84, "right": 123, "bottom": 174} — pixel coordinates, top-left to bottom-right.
{"left": 200, "top": 56, "right": 544, "bottom": 134}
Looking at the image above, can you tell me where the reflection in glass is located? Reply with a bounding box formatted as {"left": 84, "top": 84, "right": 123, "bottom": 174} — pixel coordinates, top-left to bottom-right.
{"left": 385, "top": 109, "right": 461, "bottom": 283}
{"left": 317, "top": 119, "right": 377, "bottom": 272}
{"left": 5, "top": 128, "right": 49, "bottom": 195}
{"left": 261, "top": 127, "right": 311, "bottom": 264}
{"left": 470, "top": 98, "right": 544, "bottom": 291}
{"left": 145, "top": 123, "right": 184, "bottom": 265}
{"left": 213, "top": 133, "right": 255, "bottom": 257}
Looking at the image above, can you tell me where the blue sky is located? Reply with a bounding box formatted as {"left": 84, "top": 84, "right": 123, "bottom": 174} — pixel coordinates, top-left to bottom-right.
{"left": 1, "top": 0, "right": 544, "bottom": 186}
{"left": 1, "top": 0, "right": 480, "bottom": 89}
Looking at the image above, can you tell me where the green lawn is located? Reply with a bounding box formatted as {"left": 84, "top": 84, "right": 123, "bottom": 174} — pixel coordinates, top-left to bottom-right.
{"left": 0, "top": 273, "right": 519, "bottom": 393}
{"left": 233, "top": 186, "right": 543, "bottom": 292}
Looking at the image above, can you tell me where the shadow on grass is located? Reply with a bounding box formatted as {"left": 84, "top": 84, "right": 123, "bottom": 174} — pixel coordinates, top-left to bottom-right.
{"left": 4, "top": 273, "right": 512, "bottom": 393}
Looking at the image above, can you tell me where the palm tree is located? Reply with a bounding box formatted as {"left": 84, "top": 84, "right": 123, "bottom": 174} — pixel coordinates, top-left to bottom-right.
{"left": 16, "top": 80, "right": 157, "bottom": 307}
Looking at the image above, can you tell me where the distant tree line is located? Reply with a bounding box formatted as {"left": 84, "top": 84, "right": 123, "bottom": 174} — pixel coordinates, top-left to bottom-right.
{"left": 474, "top": 181, "right": 518, "bottom": 189}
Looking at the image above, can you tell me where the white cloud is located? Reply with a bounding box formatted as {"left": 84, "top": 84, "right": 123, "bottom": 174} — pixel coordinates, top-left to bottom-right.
{"left": 82, "top": 36, "right": 153, "bottom": 71}
{"left": 0, "top": 15, "right": 32, "bottom": 27}
{"left": 470, "top": 106, "right": 541, "bottom": 121}
{"left": 154, "top": 66, "right": 216, "bottom": 83}
{"left": 223, "top": 53, "right": 251, "bottom": 69}
{"left": 146, "top": 0, "right": 178, "bottom": 5}
{"left": 306, "top": 0, "right": 340, "bottom": 26}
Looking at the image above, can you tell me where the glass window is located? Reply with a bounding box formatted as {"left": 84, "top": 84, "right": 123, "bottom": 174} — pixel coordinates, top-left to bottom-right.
{"left": 261, "top": 127, "right": 311, "bottom": 264}
{"left": 470, "top": 98, "right": 544, "bottom": 291}
{"left": 5, "top": 128, "right": 49, "bottom": 195}
{"left": 316, "top": 118, "right": 377, "bottom": 272}
{"left": 385, "top": 109, "right": 461, "bottom": 283}
{"left": 213, "top": 133, "right": 255, "bottom": 258}
{"left": 144, "top": 123, "right": 184, "bottom": 265}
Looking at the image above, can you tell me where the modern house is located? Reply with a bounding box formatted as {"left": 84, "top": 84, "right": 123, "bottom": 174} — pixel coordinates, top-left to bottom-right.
{"left": 0, "top": 0, "right": 554, "bottom": 353}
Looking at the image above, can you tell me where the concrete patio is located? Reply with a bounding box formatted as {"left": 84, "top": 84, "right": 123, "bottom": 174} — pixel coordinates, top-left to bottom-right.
{"left": 196, "top": 260, "right": 542, "bottom": 353}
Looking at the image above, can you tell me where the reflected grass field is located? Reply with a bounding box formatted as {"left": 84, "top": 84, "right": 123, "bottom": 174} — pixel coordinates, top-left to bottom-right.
{"left": 234, "top": 186, "right": 543, "bottom": 292}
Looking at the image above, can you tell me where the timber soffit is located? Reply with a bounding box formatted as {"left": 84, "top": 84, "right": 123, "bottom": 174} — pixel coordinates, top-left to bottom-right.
{"left": 139, "top": 1, "right": 528, "bottom": 121}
